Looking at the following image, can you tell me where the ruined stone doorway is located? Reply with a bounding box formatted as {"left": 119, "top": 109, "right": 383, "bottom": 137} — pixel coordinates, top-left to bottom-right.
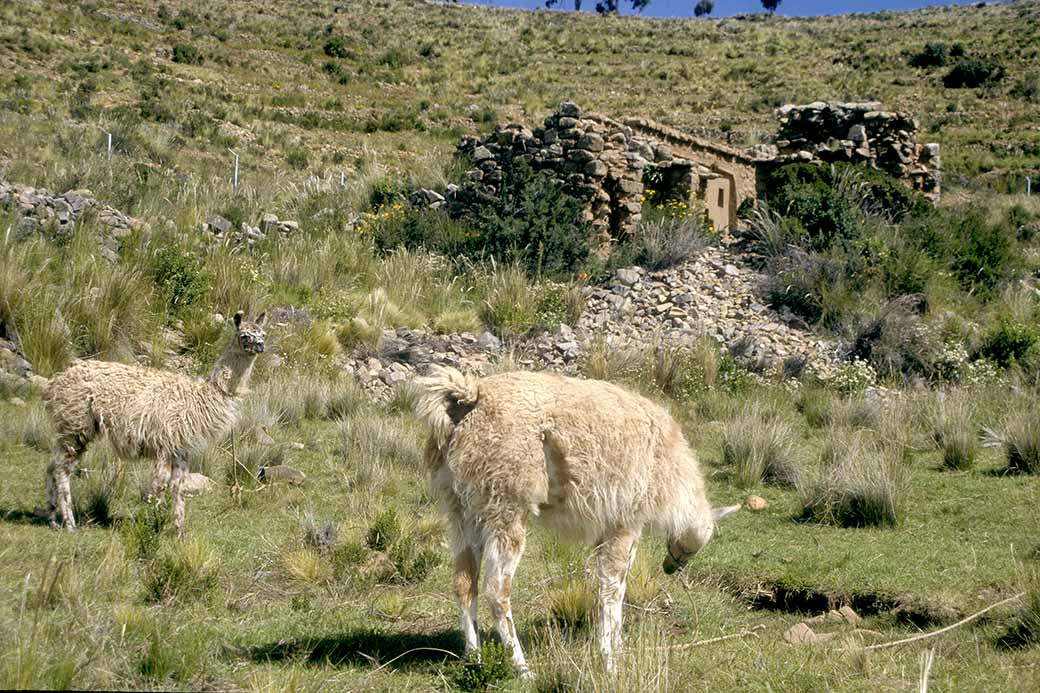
{"left": 704, "top": 176, "right": 734, "bottom": 232}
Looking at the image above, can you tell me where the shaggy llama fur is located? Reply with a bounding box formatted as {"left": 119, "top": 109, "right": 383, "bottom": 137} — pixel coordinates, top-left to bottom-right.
{"left": 42, "top": 311, "right": 266, "bottom": 534}
{"left": 414, "top": 365, "right": 739, "bottom": 676}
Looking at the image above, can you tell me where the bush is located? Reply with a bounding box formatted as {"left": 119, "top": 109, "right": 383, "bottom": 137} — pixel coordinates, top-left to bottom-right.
{"left": 363, "top": 508, "right": 441, "bottom": 584}
{"left": 171, "top": 43, "right": 203, "bottom": 65}
{"left": 153, "top": 247, "right": 210, "bottom": 312}
{"left": 980, "top": 318, "right": 1037, "bottom": 368}
{"left": 323, "top": 37, "right": 350, "bottom": 59}
{"left": 909, "top": 42, "right": 951, "bottom": 68}
{"left": 944, "top": 57, "right": 1005, "bottom": 88}
{"left": 284, "top": 147, "right": 309, "bottom": 170}
{"left": 448, "top": 641, "right": 514, "bottom": 692}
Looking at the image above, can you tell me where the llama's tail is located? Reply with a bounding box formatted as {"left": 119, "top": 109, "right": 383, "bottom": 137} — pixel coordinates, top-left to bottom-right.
{"left": 413, "top": 365, "right": 479, "bottom": 450}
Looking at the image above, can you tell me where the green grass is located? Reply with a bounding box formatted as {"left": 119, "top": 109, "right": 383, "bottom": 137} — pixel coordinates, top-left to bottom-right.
{"left": 1, "top": 378, "right": 1038, "bottom": 690}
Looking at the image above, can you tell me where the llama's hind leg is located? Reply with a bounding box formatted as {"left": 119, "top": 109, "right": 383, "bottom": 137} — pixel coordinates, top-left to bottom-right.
{"left": 595, "top": 527, "right": 640, "bottom": 672}
{"left": 451, "top": 514, "right": 484, "bottom": 655}
{"left": 483, "top": 521, "right": 530, "bottom": 678}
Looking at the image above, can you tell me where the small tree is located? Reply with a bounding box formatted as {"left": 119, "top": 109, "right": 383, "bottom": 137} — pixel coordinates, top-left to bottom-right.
{"left": 694, "top": 0, "right": 714, "bottom": 17}
{"left": 761, "top": 0, "right": 781, "bottom": 14}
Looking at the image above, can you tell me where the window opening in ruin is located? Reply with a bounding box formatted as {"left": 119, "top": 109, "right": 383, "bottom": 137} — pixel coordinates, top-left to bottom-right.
{"left": 717, "top": 188, "right": 725, "bottom": 208}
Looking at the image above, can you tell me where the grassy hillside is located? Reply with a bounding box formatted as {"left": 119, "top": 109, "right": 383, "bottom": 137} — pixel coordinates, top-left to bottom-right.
{"left": 1, "top": 0, "right": 1039, "bottom": 197}
{"left": 1, "top": 1, "right": 1039, "bottom": 691}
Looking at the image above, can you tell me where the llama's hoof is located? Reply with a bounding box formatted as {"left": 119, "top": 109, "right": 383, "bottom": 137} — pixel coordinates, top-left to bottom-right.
{"left": 64, "top": 524, "right": 78, "bottom": 533}
{"left": 48, "top": 519, "right": 60, "bottom": 530}
{"left": 518, "top": 667, "right": 535, "bottom": 681}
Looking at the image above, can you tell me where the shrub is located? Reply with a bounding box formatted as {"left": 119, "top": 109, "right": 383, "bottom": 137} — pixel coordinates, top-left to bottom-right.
{"left": 284, "top": 146, "right": 309, "bottom": 170}
{"left": 448, "top": 641, "right": 514, "bottom": 692}
{"left": 980, "top": 318, "right": 1037, "bottom": 368}
{"left": 153, "top": 247, "right": 210, "bottom": 312}
{"left": 909, "top": 42, "right": 951, "bottom": 68}
{"left": 944, "top": 57, "right": 1005, "bottom": 88}
{"left": 120, "top": 505, "right": 167, "bottom": 561}
{"left": 798, "top": 432, "right": 906, "bottom": 527}
{"left": 463, "top": 157, "right": 590, "bottom": 278}
{"left": 721, "top": 405, "right": 799, "bottom": 488}
{"left": 323, "top": 37, "right": 350, "bottom": 59}
{"left": 171, "top": 43, "right": 203, "bottom": 65}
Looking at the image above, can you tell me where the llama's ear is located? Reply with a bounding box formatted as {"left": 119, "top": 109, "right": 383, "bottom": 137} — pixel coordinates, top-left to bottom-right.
{"left": 713, "top": 505, "right": 741, "bottom": 522}
{"left": 233, "top": 311, "right": 244, "bottom": 329}
{"left": 255, "top": 311, "right": 267, "bottom": 326}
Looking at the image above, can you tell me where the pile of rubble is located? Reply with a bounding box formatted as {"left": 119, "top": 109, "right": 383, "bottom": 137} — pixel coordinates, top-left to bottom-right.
{"left": 578, "top": 247, "right": 839, "bottom": 373}
{"left": 773, "top": 101, "right": 941, "bottom": 197}
{"left": 0, "top": 180, "right": 144, "bottom": 262}
{"left": 201, "top": 213, "right": 299, "bottom": 247}
{"left": 336, "top": 245, "right": 840, "bottom": 401}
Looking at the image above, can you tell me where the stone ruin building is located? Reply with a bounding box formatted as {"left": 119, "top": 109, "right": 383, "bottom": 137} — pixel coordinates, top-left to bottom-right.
{"left": 433, "top": 101, "right": 940, "bottom": 243}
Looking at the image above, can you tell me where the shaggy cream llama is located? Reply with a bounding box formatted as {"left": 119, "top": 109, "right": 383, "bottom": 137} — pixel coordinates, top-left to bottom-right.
{"left": 415, "top": 365, "right": 739, "bottom": 675}
{"left": 42, "top": 311, "right": 266, "bottom": 535}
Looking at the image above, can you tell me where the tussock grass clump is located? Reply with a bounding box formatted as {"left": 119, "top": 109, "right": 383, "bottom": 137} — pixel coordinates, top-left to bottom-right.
{"left": 478, "top": 261, "right": 538, "bottom": 336}
{"left": 997, "top": 573, "right": 1040, "bottom": 650}
{"left": 930, "top": 394, "right": 979, "bottom": 470}
{"left": 721, "top": 404, "right": 800, "bottom": 488}
{"left": 362, "top": 508, "right": 441, "bottom": 584}
{"left": 279, "top": 320, "right": 343, "bottom": 369}
{"left": 798, "top": 431, "right": 907, "bottom": 527}
{"left": 630, "top": 214, "right": 713, "bottom": 271}
{"left": 301, "top": 513, "right": 337, "bottom": 554}
{"left": 340, "top": 415, "right": 421, "bottom": 468}
{"left": 547, "top": 577, "right": 596, "bottom": 633}
{"left": 142, "top": 539, "right": 219, "bottom": 603}
{"left": 18, "top": 404, "right": 53, "bottom": 452}
{"left": 282, "top": 548, "right": 333, "bottom": 587}
{"left": 984, "top": 404, "right": 1040, "bottom": 475}
{"left": 796, "top": 386, "right": 834, "bottom": 428}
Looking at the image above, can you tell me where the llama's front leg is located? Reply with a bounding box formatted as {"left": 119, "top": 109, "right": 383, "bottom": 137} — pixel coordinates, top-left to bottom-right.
{"left": 169, "top": 458, "right": 188, "bottom": 537}
{"left": 148, "top": 454, "right": 171, "bottom": 505}
{"left": 50, "top": 449, "right": 79, "bottom": 532}
{"left": 595, "top": 528, "right": 640, "bottom": 672}
{"left": 484, "top": 523, "right": 530, "bottom": 678}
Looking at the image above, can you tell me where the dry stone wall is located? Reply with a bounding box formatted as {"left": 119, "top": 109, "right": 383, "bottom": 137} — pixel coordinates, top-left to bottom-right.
{"left": 771, "top": 101, "right": 941, "bottom": 197}
{"left": 0, "top": 180, "right": 143, "bottom": 262}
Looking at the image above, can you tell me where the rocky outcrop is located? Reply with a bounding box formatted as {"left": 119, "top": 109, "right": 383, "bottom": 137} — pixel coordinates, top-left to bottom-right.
{"left": 0, "top": 180, "right": 144, "bottom": 262}
{"left": 773, "top": 101, "right": 940, "bottom": 197}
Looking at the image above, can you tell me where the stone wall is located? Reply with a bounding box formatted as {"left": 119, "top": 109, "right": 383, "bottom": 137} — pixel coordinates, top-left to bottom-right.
{"left": 0, "top": 180, "right": 143, "bottom": 262}
{"left": 452, "top": 102, "right": 751, "bottom": 242}
{"left": 771, "top": 101, "right": 941, "bottom": 197}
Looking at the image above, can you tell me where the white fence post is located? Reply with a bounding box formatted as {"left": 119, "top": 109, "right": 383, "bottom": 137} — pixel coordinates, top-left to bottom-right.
{"left": 105, "top": 131, "right": 112, "bottom": 160}
{"left": 228, "top": 148, "right": 240, "bottom": 191}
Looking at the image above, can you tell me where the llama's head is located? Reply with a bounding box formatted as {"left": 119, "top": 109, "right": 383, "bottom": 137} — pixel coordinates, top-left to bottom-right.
{"left": 233, "top": 311, "right": 267, "bottom": 354}
{"left": 662, "top": 504, "right": 741, "bottom": 575}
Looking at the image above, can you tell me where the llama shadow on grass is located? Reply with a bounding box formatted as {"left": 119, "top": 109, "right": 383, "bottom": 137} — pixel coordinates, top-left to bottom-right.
{"left": 247, "top": 627, "right": 463, "bottom": 671}
{"left": 0, "top": 506, "right": 51, "bottom": 526}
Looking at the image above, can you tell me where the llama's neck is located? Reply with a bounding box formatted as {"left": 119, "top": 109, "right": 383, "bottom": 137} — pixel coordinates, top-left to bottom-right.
{"left": 207, "top": 339, "right": 256, "bottom": 397}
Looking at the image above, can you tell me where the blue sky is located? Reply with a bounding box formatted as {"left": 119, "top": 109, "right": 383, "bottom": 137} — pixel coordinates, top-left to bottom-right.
{"left": 460, "top": 0, "right": 1003, "bottom": 19}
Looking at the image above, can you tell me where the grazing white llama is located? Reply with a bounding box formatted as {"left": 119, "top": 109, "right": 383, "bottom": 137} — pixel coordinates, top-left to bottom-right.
{"left": 42, "top": 311, "right": 266, "bottom": 535}
{"left": 414, "top": 365, "right": 739, "bottom": 676}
